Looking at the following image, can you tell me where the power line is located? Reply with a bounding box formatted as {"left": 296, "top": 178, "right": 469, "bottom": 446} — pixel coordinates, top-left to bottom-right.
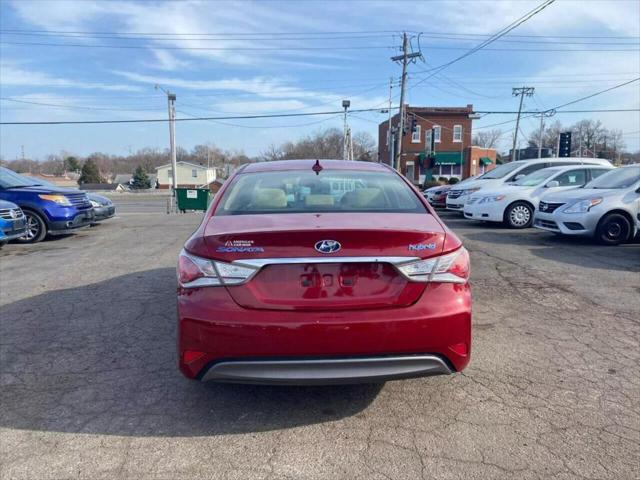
{"left": 3, "top": 30, "right": 638, "bottom": 46}
{"left": 408, "top": 0, "right": 557, "bottom": 92}
{"left": 3, "top": 28, "right": 637, "bottom": 40}
{"left": 474, "top": 78, "right": 640, "bottom": 130}
{"left": 0, "top": 97, "right": 164, "bottom": 112}
{"left": 0, "top": 41, "right": 395, "bottom": 51}
{"left": 4, "top": 40, "right": 636, "bottom": 53}
{"left": 0, "top": 107, "right": 393, "bottom": 126}
{"left": 0, "top": 28, "right": 402, "bottom": 36}
{"left": 550, "top": 77, "right": 640, "bottom": 110}
{"left": 176, "top": 109, "right": 343, "bottom": 129}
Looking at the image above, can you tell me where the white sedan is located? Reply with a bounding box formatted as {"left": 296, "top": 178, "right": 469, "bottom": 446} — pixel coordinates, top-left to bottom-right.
{"left": 463, "top": 165, "right": 614, "bottom": 228}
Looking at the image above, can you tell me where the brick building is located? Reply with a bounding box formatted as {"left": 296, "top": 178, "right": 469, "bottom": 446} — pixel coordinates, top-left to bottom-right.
{"left": 378, "top": 104, "right": 496, "bottom": 184}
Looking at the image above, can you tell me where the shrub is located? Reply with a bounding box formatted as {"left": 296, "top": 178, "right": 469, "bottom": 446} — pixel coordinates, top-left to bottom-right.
{"left": 448, "top": 177, "right": 460, "bottom": 185}
{"left": 422, "top": 180, "right": 441, "bottom": 190}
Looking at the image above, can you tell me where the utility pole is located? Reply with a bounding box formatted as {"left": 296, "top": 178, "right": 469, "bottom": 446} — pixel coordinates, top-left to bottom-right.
{"left": 342, "top": 100, "right": 353, "bottom": 161}
{"left": 578, "top": 125, "right": 583, "bottom": 158}
{"left": 386, "top": 77, "right": 394, "bottom": 165}
{"left": 511, "top": 87, "right": 535, "bottom": 162}
{"left": 536, "top": 110, "right": 555, "bottom": 158}
{"left": 20, "top": 145, "right": 25, "bottom": 160}
{"left": 391, "top": 33, "right": 423, "bottom": 173}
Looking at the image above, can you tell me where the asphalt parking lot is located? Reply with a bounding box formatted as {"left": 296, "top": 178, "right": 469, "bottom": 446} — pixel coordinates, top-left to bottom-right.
{"left": 1, "top": 195, "right": 638, "bottom": 480}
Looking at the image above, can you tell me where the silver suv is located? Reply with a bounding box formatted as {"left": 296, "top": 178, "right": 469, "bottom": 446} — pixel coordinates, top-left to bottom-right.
{"left": 534, "top": 165, "right": 640, "bottom": 245}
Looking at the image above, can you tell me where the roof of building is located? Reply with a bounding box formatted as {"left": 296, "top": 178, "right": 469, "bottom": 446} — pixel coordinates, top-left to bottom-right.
{"left": 407, "top": 105, "right": 474, "bottom": 115}
{"left": 112, "top": 174, "right": 132, "bottom": 184}
{"left": 80, "top": 183, "right": 124, "bottom": 191}
{"left": 155, "top": 161, "right": 211, "bottom": 170}
{"left": 242, "top": 159, "right": 389, "bottom": 174}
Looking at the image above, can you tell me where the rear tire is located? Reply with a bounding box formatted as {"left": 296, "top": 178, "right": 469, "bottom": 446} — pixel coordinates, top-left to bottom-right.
{"left": 504, "top": 201, "right": 533, "bottom": 229}
{"left": 16, "top": 210, "right": 47, "bottom": 243}
{"left": 595, "top": 213, "right": 631, "bottom": 245}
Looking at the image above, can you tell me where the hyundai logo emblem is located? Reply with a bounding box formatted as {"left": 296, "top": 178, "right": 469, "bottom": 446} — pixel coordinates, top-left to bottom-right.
{"left": 9, "top": 210, "right": 17, "bottom": 219}
{"left": 315, "top": 239, "right": 341, "bottom": 254}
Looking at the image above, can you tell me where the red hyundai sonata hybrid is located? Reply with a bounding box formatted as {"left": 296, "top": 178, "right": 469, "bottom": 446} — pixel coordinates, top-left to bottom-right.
{"left": 177, "top": 160, "right": 471, "bottom": 384}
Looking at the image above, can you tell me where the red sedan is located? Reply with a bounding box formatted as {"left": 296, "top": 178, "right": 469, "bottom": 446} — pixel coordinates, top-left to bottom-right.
{"left": 177, "top": 160, "right": 471, "bottom": 384}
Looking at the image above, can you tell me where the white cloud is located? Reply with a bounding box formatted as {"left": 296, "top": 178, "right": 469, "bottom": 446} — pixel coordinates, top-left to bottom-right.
{"left": 213, "top": 100, "right": 308, "bottom": 113}
{"left": 0, "top": 64, "right": 144, "bottom": 92}
{"left": 147, "top": 50, "right": 192, "bottom": 72}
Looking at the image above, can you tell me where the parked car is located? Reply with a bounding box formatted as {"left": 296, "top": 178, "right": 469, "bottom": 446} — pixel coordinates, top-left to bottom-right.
{"left": 463, "top": 165, "right": 614, "bottom": 228}
{"left": 0, "top": 199, "right": 27, "bottom": 247}
{"left": 0, "top": 167, "right": 94, "bottom": 243}
{"left": 423, "top": 184, "right": 451, "bottom": 207}
{"left": 534, "top": 165, "right": 640, "bottom": 245}
{"left": 177, "top": 160, "right": 471, "bottom": 384}
{"left": 446, "top": 157, "right": 612, "bottom": 213}
{"left": 423, "top": 176, "right": 476, "bottom": 208}
{"left": 87, "top": 193, "right": 116, "bottom": 222}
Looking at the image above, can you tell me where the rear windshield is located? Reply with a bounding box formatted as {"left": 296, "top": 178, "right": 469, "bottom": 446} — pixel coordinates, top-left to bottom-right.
{"left": 215, "top": 168, "right": 427, "bottom": 215}
{"left": 477, "top": 162, "right": 525, "bottom": 179}
{"left": 513, "top": 168, "right": 560, "bottom": 186}
{"left": 585, "top": 166, "right": 640, "bottom": 189}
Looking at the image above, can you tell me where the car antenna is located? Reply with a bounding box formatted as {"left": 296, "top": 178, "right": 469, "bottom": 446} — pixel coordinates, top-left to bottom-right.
{"left": 312, "top": 159, "right": 323, "bottom": 175}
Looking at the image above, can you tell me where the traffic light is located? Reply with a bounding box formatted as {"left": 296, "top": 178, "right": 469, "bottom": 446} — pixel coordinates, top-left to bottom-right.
{"left": 559, "top": 132, "right": 572, "bottom": 157}
{"left": 410, "top": 114, "right": 418, "bottom": 135}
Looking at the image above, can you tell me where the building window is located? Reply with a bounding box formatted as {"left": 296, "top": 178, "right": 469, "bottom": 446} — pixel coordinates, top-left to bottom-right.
{"left": 433, "top": 125, "right": 441, "bottom": 143}
{"left": 405, "top": 161, "right": 415, "bottom": 181}
{"left": 411, "top": 125, "right": 421, "bottom": 143}
{"left": 192, "top": 169, "right": 198, "bottom": 178}
{"left": 453, "top": 125, "right": 462, "bottom": 142}
{"left": 425, "top": 129, "right": 432, "bottom": 153}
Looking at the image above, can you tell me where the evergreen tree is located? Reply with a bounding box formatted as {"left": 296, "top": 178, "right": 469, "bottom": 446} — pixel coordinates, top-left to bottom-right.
{"left": 64, "top": 156, "right": 80, "bottom": 172}
{"left": 131, "top": 165, "right": 151, "bottom": 189}
{"left": 78, "top": 159, "right": 104, "bottom": 184}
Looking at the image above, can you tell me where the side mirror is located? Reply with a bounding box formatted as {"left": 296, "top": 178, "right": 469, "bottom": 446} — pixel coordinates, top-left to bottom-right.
{"left": 546, "top": 180, "right": 560, "bottom": 188}
{"left": 514, "top": 174, "right": 525, "bottom": 181}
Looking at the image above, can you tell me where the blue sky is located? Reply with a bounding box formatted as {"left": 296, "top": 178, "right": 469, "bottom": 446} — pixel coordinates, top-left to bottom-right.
{"left": 1, "top": 0, "right": 639, "bottom": 160}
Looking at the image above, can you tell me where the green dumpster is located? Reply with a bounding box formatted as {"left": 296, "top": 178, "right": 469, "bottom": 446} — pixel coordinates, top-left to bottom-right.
{"left": 175, "top": 187, "right": 211, "bottom": 212}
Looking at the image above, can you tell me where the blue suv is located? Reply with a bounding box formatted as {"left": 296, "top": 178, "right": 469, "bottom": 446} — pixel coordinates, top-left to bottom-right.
{"left": 0, "top": 167, "right": 94, "bottom": 243}
{"left": 0, "top": 199, "right": 27, "bottom": 247}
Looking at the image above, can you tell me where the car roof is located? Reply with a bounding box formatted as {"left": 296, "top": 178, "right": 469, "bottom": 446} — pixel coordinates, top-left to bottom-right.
{"left": 536, "top": 164, "right": 613, "bottom": 174}
{"left": 240, "top": 159, "right": 391, "bottom": 174}
{"left": 509, "top": 157, "right": 612, "bottom": 165}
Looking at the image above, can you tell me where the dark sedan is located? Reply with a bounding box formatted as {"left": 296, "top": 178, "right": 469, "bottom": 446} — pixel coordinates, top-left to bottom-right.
{"left": 88, "top": 193, "right": 116, "bottom": 222}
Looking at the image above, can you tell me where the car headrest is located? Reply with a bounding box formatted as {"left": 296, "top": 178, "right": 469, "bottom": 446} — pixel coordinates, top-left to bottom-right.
{"left": 251, "top": 188, "right": 287, "bottom": 209}
{"left": 305, "top": 194, "right": 334, "bottom": 206}
{"left": 341, "top": 188, "right": 384, "bottom": 207}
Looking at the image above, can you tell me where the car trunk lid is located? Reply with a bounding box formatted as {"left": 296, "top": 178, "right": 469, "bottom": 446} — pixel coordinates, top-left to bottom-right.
{"left": 200, "top": 212, "right": 445, "bottom": 311}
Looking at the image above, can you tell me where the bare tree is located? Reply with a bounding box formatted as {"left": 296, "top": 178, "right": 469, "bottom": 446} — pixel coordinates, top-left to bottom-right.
{"left": 352, "top": 131, "right": 376, "bottom": 161}
{"left": 572, "top": 119, "right": 605, "bottom": 156}
{"left": 260, "top": 144, "right": 283, "bottom": 162}
{"left": 472, "top": 129, "right": 503, "bottom": 148}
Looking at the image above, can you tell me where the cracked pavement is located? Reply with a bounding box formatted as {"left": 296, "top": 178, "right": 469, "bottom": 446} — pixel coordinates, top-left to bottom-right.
{"left": 1, "top": 196, "right": 638, "bottom": 479}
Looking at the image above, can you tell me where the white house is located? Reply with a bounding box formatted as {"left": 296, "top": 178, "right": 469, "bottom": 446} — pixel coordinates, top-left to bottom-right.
{"left": 155, "top": 161, "right": 217, "bottom": 189}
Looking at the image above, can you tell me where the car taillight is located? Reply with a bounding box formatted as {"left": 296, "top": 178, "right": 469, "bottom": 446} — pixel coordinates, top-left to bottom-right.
{"left": 397, "top": 247, "right": 470, "bottom": 284}
{"left": 177, "top": 249, "right": 258, "bottom": 288}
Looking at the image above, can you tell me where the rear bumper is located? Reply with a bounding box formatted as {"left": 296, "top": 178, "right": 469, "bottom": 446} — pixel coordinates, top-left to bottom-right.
{"left": 199, "top": 355, "right": 452, "bottom": 385}
{"left": 178, "top": 282, "right": 472, "bottom": 383}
